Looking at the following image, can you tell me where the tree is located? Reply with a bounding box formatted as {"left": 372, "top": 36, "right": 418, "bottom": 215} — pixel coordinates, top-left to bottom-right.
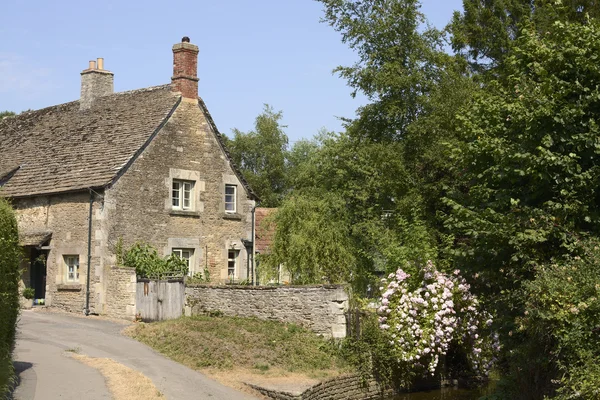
{"left": 318, "top": 0, "right": 452, "bottom": 141}
{"left": 226, "top": 105, "right": 288, "bottom": 207}
{"left": 259, "top": 190, "right": 356, "bottom": 284}
{"left": 0, "top": 111, "right": 15, "bottom": 121}
{"left": 445, "top": 21, "right": 600, "bottom": 398}
{"left": 450, "top": 0, "right": 600, "bottom": 71}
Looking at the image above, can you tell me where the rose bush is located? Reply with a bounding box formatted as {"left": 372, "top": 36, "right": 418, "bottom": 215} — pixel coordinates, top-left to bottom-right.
{"left": 377, "top": 261, "right": 498, "bottom": 376}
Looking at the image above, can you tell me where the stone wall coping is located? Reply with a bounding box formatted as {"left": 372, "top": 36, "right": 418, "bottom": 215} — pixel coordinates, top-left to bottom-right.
{"left": 111, "top": 266, "right": 135, "bottom": 271}
{"left": 186, "top": 284, "right": 347, "bottom": 290}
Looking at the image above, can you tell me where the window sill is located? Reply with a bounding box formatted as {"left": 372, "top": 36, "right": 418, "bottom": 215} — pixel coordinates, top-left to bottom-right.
{"left": 170, "top": 209, "right": 201, "bottom": 218}
{"left": 57, "top": 283, "right": 82, "bottom": 291}
{"left": 223, "top": 213, "right": 243, "bottom": 221}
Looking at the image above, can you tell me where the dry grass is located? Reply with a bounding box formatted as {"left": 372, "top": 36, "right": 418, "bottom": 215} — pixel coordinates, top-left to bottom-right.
{"left": 127, "top": 316, "right": 350, "bottom": 375}
{"left": 70, "top": 353, "right": 163, "bottom": 400}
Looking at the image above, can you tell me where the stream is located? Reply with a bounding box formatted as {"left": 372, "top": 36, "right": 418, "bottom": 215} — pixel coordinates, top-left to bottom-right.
{"left": 389, "top": 382, "right": 495, "bottom": 400}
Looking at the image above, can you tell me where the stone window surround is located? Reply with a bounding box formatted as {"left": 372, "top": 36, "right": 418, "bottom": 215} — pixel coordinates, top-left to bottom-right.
{"left": 221, "top": 174, "right": 242, "bottom": 218}
{"left": 164, "top": 238, "right": 202, "bottom": 276}
{"left": 53, "top": 244, "right": 85, "bottom": 287}
{"left": 224, "top": 239, "right": 247, "bottom": 281}
{"left": 172, "top": 248, "right": 194, "bottom": 276}
{"left": 165, "top": 168, "right": 205, "bottom": 214}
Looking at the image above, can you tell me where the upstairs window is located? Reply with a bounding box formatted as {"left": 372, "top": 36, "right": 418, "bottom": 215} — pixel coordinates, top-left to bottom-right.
{"left": 64, "top": 255, "right": 80, "bottom": 282}
{"left": 172, "top": 180, "right": 194, "bottom": 210}
{"left": 225, "top": 184, "right": 236, "bottom": 213}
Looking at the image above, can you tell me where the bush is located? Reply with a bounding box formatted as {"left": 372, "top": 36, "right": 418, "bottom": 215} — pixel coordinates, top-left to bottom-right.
{"left": 499, "top": 238, "right": 600, "bottom": 399}
{"left": 0, "top": 198, "right": 21, "bottom": 396}
{"left": 121, "top": 242, "right": 188, "bottom": 279}
{"left": 22, "top": 288, "right": 35, "bottom": 300}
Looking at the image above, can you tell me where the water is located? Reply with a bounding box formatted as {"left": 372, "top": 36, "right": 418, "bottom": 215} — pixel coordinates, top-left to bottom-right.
{"left": 390, "top": 386, "right": 489, "bottom": 400}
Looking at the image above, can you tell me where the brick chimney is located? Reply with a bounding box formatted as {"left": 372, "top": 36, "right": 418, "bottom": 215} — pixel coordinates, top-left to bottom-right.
{"left": 80, "top": 58, "right": 114, "bottom": 110}
{"left": 171, "top": 36, "right": 199, "bottom": 99}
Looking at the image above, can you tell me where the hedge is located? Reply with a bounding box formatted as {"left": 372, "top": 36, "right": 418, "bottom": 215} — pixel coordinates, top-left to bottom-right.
{"left": 0, "top": 198, "right": 21, "bottom": 397}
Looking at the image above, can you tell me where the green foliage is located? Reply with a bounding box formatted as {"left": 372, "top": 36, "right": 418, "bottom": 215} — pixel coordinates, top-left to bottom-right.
{"left": 318, "top": 0, "right": 451, "bottom": 141}
{"left": 186, "top": 270, "right": 211, "bottom": 284}
{"left": 259, "top": 191, "right": 356, "bottom": 284}
{"left": 0, "top": 198, "right": 21, "bottom": 396}
{"left": 450, "top": 0, "right": 600, "bottom": 71}
{"left": 22, "top": 288, "right": 35, "bottom": 300}
{"left": 225, "top": 104, "right": 289, "bottom": 207}
{"left": 444, "top": 19, "right": 600, "bottom": 398}
{"left": 121, "top": 242, "right": 188, "bottom": 279}
{"left": 0, "top": 111, "right": 15, "bottom": 121}
{"left": 341, "top": 310, "right": 415, "bottom": 389}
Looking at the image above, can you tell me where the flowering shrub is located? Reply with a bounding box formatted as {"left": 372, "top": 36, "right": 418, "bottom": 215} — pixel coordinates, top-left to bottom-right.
{"left": 377, "top": 261, "right": 498, "bottom": 376}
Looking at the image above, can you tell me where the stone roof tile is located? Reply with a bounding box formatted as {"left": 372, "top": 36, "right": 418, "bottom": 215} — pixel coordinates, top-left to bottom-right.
{"left": 0, "top": 85, "right": 180, "bottom": 197}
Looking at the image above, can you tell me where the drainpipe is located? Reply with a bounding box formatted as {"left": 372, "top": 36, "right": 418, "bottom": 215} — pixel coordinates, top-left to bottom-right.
{"left": 251, "top": 205, "right": 256, "bottom": 286}
{"left": 85, "top": 189, "right": 94, "bottom": 316}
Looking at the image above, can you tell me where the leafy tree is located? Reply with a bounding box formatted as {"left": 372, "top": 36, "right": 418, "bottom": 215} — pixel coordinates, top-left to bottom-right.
{"left": 259, "top": 190, "right": 356, "bottom": 284}
{"left": 0, "top": 111, "right": 15, "bottom": 121}
{"left": 318, "top": 0, "right": 452, "bottom": 141}
{"left": 226, "top": 105, "right": 289, "bottom": 207}
{"left": 450, "top": 0, "right": 600, "bottom": 71}
{"left": 445, "top": 20, "right": 600, "bottom": 398}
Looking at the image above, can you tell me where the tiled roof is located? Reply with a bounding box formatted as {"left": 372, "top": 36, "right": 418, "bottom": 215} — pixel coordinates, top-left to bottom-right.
{"left": 0, "top": 85, "right": 180, "bottom": 198}
{"left": 255, "top": 207, "right": 276, "bottom": 253}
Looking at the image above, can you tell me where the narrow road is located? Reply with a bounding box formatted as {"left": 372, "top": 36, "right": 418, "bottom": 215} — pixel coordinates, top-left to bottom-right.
{"left": 13, "top": 310, "right": 257, "bottom": 399}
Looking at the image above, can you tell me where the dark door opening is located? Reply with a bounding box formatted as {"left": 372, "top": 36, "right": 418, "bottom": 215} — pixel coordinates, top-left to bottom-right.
{"left": 30, "top": 248, "right": 47, "bottom": 300}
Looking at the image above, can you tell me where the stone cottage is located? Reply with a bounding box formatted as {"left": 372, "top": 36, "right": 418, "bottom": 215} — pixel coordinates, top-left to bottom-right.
{"left": 0, "top": 37, "right": 258, "bottom": 318}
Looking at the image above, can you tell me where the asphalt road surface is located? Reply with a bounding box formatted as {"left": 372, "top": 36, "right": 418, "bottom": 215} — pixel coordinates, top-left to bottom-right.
{"left": 12, "top": 310, "right": 257, "bottom": 399}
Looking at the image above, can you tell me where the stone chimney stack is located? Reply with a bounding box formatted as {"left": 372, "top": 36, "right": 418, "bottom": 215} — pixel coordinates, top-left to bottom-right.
{"left": 171, "top": 36, "right": 199, "bottom": 99}
{"left": 80, "top": 57, "right": 114, "bottom": 110}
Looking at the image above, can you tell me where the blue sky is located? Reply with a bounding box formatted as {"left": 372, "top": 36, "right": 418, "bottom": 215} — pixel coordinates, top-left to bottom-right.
{"left": 1, "top": 0, "right": 463, "bottom": 143}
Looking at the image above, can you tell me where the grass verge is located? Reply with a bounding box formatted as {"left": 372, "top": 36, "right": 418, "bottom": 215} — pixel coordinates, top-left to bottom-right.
{"left": 127, "top": 315, "right": 351, "bottom": 378}
{"left": 70, "top": 353, "right": 163, "bottom": 399}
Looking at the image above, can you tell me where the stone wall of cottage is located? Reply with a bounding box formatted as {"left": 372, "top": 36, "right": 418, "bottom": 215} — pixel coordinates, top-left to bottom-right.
{"left": 104, "top": 266, "right": 137, "bottom": 319}
{"left": 102, "top": 99, "right": 254, "bottom": 287}
{"left": 13, "top": 192, "right": 104, "bottom": 313}
{"left": 185, "top": 285, "right": 349, "bottom": 338}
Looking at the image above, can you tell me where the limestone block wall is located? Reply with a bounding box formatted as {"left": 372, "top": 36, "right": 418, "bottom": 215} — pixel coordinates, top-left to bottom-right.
{"left": 185, "top": 285, "right": 349, "bottom": 338}
{"left": 104, "top": 267, "right": 136, "bottom": 319}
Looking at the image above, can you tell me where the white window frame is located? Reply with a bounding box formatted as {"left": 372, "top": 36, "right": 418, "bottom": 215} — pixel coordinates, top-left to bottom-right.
{"left": 64, "top": 255, "right": 80, "bottom": 283}
{"left": 172, "top": 180, "right": 194, "bottom": 211}
{"left": 225, "top": 184, "right": 236, "bottom": 213}
{"left": 172, "top": 248, "right": 194, "bottom": 276}
{"left": 227, "top": 249, "right": 239, "bottom": 279}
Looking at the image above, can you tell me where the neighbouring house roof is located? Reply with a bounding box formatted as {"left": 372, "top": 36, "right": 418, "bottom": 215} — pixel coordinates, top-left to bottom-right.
{"left": 255, "top": 207, "right": 276, "bottom": 253}
{"left": 19, "top": 230, "right": 52, "bottom": 247}
{"left": 0, "top": 85, "right": 180, "bottom": 198}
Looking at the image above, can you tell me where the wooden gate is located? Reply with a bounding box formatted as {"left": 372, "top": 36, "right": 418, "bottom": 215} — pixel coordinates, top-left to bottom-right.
{"left": 136, "top": 278, "right": 185, "bottom": 321}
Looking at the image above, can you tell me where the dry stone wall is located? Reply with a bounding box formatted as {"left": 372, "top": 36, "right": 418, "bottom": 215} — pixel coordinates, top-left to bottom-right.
{"left": 246, "top": 374, "right": 393, "bottom": 400}
{"left": 185, "top": 285, "right": 348, "bottom": 338}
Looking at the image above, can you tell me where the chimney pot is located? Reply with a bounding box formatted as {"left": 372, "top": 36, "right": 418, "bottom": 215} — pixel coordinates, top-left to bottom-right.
{"left": 80, "top": 59, "right": 114, "bottom": 110}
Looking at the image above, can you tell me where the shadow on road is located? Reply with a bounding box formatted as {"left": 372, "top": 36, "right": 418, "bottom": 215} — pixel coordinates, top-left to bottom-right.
{"left": 9, "top": 361, "right": 35, "bottom": 400}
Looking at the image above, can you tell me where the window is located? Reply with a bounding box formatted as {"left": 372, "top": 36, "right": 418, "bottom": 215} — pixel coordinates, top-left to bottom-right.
{"left": 172, "top": 248, "right": 194, "bottom": 276}
{"left": 225, "top": 184, "right": 236, "bottom": 213}
{"left": 64, "top": 255, "right": 79, "bottom": 282}
{"left": 172, "top": 180, "right": 194, "bottom": 210}
{"left": 227, "top": 249, "right": 239, "bottom": 279}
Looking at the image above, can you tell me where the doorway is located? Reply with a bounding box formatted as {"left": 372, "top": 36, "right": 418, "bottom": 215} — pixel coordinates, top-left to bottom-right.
{"left": 30, "top": 248, "right": 47, "bottom": 301}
